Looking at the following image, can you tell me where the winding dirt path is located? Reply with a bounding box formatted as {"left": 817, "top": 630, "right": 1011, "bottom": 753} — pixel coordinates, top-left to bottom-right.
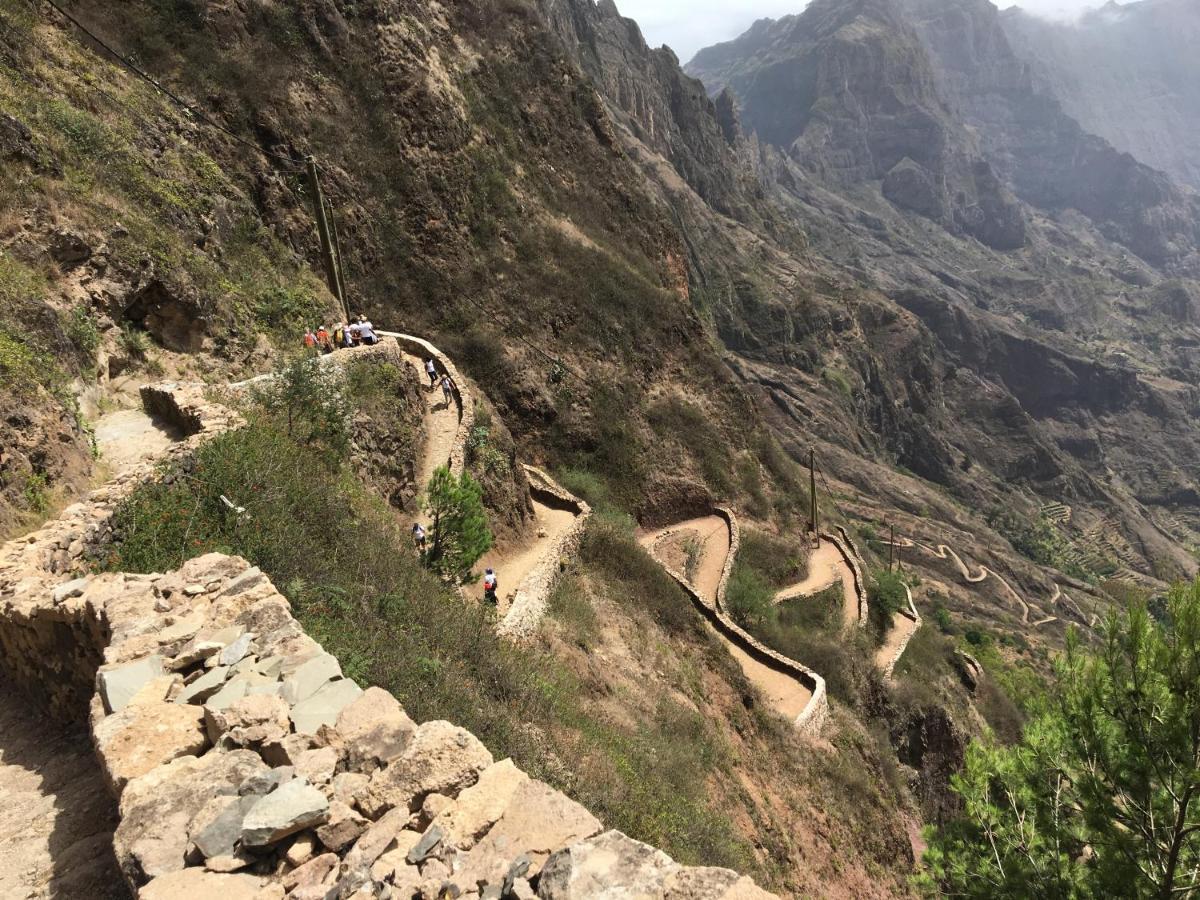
{"left": 399, "top": 350, "right": 462, "bottom": 492}
{"left": 888, "top": 537, "right": 1058, "bottom": 627}
{"left": 874, "top": 606, "right": 920, "bottom": 673}
{"left": 475, "top": 500, "right": 578, "bottom": 612}
{"left": 773, "top": 539, "right": 859, "bottom": 628}
{"left": 640, "top": 517, "right": 814, "bottom": 723}
{"left": 0, "top": 679, "right": 126, "bottom": 899}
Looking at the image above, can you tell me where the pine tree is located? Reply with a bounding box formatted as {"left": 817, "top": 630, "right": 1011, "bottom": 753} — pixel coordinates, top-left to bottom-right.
{"left": 424, "top": 466, "right": 493, "bottom": 584}
{"left": 925, "top": 576, "right": 1200, "bottom": 899}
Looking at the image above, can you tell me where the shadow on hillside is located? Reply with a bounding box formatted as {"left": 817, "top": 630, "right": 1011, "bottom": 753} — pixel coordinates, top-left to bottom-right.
{"left": 0, "top": 678, "right": 127, "bottom": 899}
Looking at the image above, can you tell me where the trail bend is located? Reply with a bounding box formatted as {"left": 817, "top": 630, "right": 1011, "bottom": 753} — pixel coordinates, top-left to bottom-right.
{"left": 887, "top": 536, "right": 1059, "bottom": 627}
{"left": 640, "top": 517, "right": 818, "bottom": 726}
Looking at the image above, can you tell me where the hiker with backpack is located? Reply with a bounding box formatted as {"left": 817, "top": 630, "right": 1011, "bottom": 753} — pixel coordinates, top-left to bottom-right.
{"left": 316, "top": 325, "right": 332, "bottom": 354}
{"left": 483, "top": 568, "right": 499, "bottom": 606}
{"left": 440, "top": 374, "right": 453, "bottom": 407}
{"left": 412, "top": 522, "right": 427, "bottom": 553}
{"left": 303, "top": 329, "right": 317, "bottom": 354}
{"left": 425, "top": 358, "right": 438, "bottom": 388}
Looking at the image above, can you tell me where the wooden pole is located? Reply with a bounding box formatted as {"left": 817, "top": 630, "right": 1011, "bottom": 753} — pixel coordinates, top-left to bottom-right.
{"left": 326, "top": 197, "right": 349, "bottom": 320}
{"left": 809, "top": 447, "right": 818, "bottom": 542}
{"left": 306, "top": 157, "right": 347, "bottom": 322}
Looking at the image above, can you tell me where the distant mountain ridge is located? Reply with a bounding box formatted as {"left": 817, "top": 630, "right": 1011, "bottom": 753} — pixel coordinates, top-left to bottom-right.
{"left": 1000, "top": 0, "right": 1200, "bottom": 191}
{"left": 685, "top": 0, "right": 1200, "bottom": 266}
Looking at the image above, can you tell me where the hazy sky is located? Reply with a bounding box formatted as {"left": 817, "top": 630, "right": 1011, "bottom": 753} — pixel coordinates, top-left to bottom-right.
{"left": 623, "top": 0, "right": 1105, "bottom": 64}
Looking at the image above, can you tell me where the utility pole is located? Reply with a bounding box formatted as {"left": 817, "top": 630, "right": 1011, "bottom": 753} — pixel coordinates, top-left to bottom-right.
{"left": 306, "top": 157, "right": 348, "bottom": 323}
{"left": 809, "top": 447, "right": 819, "bottom": 544}
{"left": 326, "top": 197, "right": 348, "bottom": 317}
{"left": 888, "top": 524, "right": 895, "bottom": 573}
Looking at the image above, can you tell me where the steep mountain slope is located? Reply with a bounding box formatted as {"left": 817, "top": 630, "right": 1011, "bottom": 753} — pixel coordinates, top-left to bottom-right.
{"left": 5, "top": 0, "right": 1200, "bottom": 892}
{"left": 1002, "top": 0, "right": 1200, "bottom": 192}
{"left": 681, "top": 0, "right": 1200, "bottom": 584}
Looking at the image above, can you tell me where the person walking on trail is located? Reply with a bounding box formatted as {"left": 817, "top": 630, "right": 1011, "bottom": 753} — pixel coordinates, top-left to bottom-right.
{"left": 440, "top": 374, "right": 453, "bottom": 407}
{"left": 483, "top": 568, "right": 499, "bottom": 605}
{"left": 316, "top": 325, "right": 332, "bottom": 354}
{"left": 424, "top": 358, "right": 438, "bottom": 388}
{"left": 359, "top": 320, "right": 378, "bottom": 346}
{"left": 412, "top": 522, "right": 426, "bottom": 553}
{"left": 303, "top": 329, "right": 317, "bottom": 354}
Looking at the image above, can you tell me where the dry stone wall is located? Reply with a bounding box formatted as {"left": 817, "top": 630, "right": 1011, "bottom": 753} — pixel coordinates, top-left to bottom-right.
{"left": 496, "top": 466, "right": 592, "bottom": 641}
{"left": 0, "top": 360, "right": 775, "bottom": 899}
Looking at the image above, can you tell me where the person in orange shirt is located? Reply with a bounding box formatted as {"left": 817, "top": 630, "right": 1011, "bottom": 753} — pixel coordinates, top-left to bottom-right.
{"left": 316, "top": 324, "right": 332, "bottom": 353}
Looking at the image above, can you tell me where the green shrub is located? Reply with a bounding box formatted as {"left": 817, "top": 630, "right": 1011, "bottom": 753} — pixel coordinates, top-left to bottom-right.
{"left": 65, "top": 303, "right": 100, "bottom": 360}
{"left": 726, "top": 566, "right": 774, "bottom": 628}
{"left": 249, "top": 354, "right": 348, "bottom": 454}
{"left": 868, "top": 569, "right": 909, "bottom": 644}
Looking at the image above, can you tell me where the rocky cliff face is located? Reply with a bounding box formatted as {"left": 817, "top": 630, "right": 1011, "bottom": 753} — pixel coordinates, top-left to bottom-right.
{"left": 689, "top": 0, "right": 1200, "bottom": 267}
{"left": 898, "top": 0, "right": 1200, "bottom": 267}
{"left": 687, "top": 0, "right": 1027, "bottom": 251}
{"left": 1001, "top": 0, "right": 1200, "bottom": 192}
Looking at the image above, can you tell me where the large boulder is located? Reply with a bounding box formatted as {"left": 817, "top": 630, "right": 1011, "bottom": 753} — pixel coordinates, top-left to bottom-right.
{"left": 93, "top": 700, "right": 209, "bottom": 794}
{"left": 357, "top": 721, "right": 492, "bottom": 818}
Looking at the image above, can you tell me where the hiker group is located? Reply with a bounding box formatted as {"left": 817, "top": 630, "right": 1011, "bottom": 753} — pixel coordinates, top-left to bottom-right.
{"left": 424, "top": 357, "right": 454, "bottom": 406}
{"left": 304, "top": 316, "right": 378, "bottom": 353}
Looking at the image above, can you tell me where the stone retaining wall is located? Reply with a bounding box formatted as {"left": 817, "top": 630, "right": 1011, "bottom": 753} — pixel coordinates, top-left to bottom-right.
{"left": 878, "top": 585, "right": 922, "bottom": 680}
{"left": 496, "top": 466, "right": 592, "bottom": 641}
{"left": 655, "top": 509, "right": 829, "bottom": 737}
{"left": 378, "top": 332, "right": 473, "bottom": 477}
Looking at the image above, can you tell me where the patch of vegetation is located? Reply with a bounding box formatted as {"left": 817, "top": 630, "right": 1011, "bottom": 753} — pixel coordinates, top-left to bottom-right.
{"left": 64, "top": 303, "right": 100, "bottom": 360}
{"left": 579, "top": 511, "right": 704, "bottom": 639}
{"left": 867, "top": 569, "right": 909, "bottom": 645}
{"left": 646, "top": 396, "right": 732, "bottom": 496}
{"left": 738, "top": 528, "right": 807, "bottom": 588}
{"left": 986, "top": 507, "right": 1106, "bottom": 581}
{"left": 726, "top": 565, "right": 776, "bottom": 628}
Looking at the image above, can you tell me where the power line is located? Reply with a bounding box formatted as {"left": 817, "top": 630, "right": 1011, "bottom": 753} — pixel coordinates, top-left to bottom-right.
{"left": 39, "top": 0, "right": 302, "bottom": 169}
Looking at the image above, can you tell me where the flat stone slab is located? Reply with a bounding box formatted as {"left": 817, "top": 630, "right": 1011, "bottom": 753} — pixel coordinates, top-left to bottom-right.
{"left": 290, "top": 678, "right": 362, "bottom": 735}
{"left": 98, "top": 654, "right": 164, "bottom": 714}
{"left": 241, "top": 777, "right": 330, "bottom": 847}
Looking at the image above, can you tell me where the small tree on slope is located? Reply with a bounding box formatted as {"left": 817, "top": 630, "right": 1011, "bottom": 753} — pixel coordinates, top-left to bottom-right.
{"left": 924, "top": 575, "right": 1200, "bottom": 899}
{"left": 424, "top": 465, "right": 492, "bottom": 585}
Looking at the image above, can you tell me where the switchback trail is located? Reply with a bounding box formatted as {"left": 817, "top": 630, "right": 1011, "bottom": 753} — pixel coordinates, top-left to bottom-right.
{"left": 886, "top": 536, "right": 1058, "bottom": 627}
{"left": 640, "top": 516, "right": 816, "bottom": 724}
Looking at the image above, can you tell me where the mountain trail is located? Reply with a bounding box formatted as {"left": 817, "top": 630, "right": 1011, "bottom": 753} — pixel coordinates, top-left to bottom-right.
{"left": 888, "top": 536, "right": 1058, "bottom": 627}
{"left": 641, "top": 517, "right": 815, "bottom": 724}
